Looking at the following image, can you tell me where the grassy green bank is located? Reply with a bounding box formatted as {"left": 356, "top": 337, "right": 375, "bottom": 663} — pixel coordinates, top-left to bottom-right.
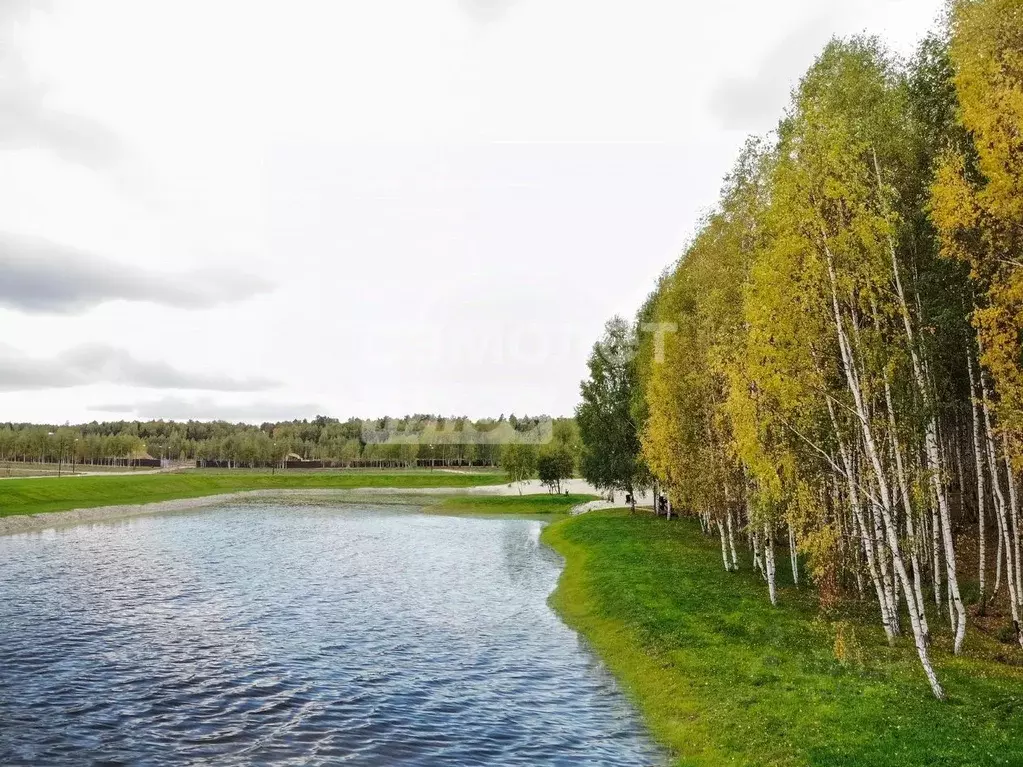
{"left": 431, "top": 494, "right": 598, "bottom": 515}
{"left": 542, "top": 510, "right": 1023, "bottom": 767}
{"left": 0, "top": 471, "right": 505, "bottom": 518}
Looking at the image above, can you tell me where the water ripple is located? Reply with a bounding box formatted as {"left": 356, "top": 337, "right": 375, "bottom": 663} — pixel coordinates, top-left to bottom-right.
{"left": 0, "top": 505, "right": 665, "bottom": 765}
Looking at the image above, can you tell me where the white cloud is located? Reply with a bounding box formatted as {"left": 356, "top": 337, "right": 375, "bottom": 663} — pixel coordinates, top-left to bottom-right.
{"left": 0, "top": 0, "right": 947, "bottom": 423}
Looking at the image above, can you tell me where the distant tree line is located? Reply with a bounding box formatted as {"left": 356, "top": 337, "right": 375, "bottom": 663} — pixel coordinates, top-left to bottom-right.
{"left": 0, "top": 414, "right": 577, "bottom": 470}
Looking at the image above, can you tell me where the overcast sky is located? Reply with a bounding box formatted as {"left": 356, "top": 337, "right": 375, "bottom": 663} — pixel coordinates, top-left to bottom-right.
{"left": 0, "top": 0, "right": 945, "bottom": 424}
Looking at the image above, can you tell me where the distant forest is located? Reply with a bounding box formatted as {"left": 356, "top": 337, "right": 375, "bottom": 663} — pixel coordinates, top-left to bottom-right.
{"left": 0, "top": 414, "right": 572, "bottom": 468}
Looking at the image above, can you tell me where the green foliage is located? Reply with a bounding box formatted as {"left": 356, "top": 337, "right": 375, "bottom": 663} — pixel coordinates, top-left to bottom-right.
{"left": 577, "top": 317, "right": 646, "bottom": 498}
{"left": 500, "top": 442, "right": 538, "bottom": 486}
{"left": 641, "top": 137, "right": 768, "bottom": 520}
{"left": 933, "top": 0, "right": 1023, "bottom": 450}
{"left": 537, "top": 444, "right": 575, "bottom": 494}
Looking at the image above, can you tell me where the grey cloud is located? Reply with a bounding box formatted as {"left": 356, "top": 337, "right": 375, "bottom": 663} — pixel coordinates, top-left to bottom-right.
{"left": 457, "top": 0, "right": 518, "bottom": 23}
{"left": 1, "top": 2, "right": 124, "bottom": 170}
{"left": 0, "top": 343, "right": 279, "bottom": 392}
{"left": 0, "top": 83, "right": 123, "bottom": 169}
{"left": 91, "top": 396, "right": 325, "bottom": 424}
{"left": 708, "top": 15, "right": 837, "bottom": 131}
{"left": 0, "top": 232, "right": 272, "bottom": 313}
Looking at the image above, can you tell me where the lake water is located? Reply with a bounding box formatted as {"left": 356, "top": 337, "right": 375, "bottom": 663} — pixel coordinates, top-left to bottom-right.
{"left": 0, "top": 504, "right": 665, "bottom": 765}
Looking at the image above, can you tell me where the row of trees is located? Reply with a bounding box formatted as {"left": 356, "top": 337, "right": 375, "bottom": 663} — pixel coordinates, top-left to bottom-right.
{"left": 577, "top": 0, "right": 1022, "bottom": 700}
{"left": 499, "top": 420, "right": 581, "bottom": 494}
{"left": 0, "top": 427, "right": 149, "bottom": 467}
{"left": 0, "top": 414, "right": 568, "bottom": 469}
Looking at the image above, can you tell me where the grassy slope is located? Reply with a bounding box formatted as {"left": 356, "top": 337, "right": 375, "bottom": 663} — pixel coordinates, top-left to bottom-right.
{"left": 542, "top": 510, "right": 1023, "bottom": 767}
{"left": 431, "top": 493, "right": 598, "bottom": 515}
{"left": 0, "top": 471, "right": 505, "bottom": 518}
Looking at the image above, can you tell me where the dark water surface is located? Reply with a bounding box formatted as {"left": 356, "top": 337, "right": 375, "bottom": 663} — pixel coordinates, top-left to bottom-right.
{"left": 0, "top": 504, "right": 665, "bottom": 765}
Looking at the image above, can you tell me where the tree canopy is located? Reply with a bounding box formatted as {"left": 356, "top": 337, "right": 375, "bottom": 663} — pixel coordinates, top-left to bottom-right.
{"left": 578, "top": 1, "right": 1023, "bottom": 701}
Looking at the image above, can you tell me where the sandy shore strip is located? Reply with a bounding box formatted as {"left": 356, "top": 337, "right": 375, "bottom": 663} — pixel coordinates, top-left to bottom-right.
{"left": 0, "top": 479, "right": 620, "bottom": 536}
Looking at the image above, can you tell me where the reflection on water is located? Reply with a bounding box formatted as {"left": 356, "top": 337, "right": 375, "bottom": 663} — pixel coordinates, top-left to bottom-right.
{"left": 0, "top": 505, "right": 665, "bottom": 765}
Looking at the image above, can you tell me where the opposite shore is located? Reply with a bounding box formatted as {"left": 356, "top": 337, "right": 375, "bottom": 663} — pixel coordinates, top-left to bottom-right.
{"left": 0, "top": 472, "right": 611, "bottom": 536}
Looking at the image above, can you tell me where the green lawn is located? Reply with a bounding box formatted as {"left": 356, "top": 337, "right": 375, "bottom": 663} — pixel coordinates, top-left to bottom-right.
{"left": 542, "top": 510, "right": 1023, "bottom": 767}
{"left": 0, "top": 471, "right": 506, "bottom": 518}
{"left": 431, "top": 493, "right": 598, "bottom": 515}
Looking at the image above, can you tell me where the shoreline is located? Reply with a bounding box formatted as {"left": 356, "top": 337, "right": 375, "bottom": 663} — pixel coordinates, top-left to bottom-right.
{"left": 0, "top": 487, "right": 483, "bottom": 536}
{"left": 540, "top": 511, "right": 1023, "bottom": 767}
{"left": 0, "top": 480, "right": 607, "bottom": 536}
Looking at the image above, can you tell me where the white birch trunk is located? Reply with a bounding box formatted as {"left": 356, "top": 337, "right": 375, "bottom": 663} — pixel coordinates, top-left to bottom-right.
{"left": 726, "top": 508, "right": 740, "bottom": 572}
{"left": 881, "top": 366, "right": 930, "bottom": 638}
{"left": 968, "top": 352, "right": 988, "bottom": 606}
{"left": 874, "top": 157, "right": 966, "bottom": 654}
{"left": 982, "top": 381, "right": 1023, "bottom": 644}
{"left": 921, "top": 405, "right": 966, "bottom": 651}
{"left": 993, "top": 514, "right": 1004, "bottom": 602}
{"left": 789, "top": 525, "right": 799, "bottom": 588}
{"left": 1002, "top": 436, "right": 1022, "bottom": 607}
{"left": 718, "top": 520, "right": 732, "bottom": 572}
{"left": 824, "top": 244, "right": 944, "bottom": 698}
{"left": 753, "top": 530, "right": 764, "bottom": 578}
{"left": 764, "top": 523, "right": 778, "bottom": 606}
{"left": 931, "top": 503, "right": 942, "bottom": 613}
{"left": 828, "top": 398, "right": 897, "bottom": 642}
{"left": 873, "top": 502, "right": 901, "bottom": 637}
